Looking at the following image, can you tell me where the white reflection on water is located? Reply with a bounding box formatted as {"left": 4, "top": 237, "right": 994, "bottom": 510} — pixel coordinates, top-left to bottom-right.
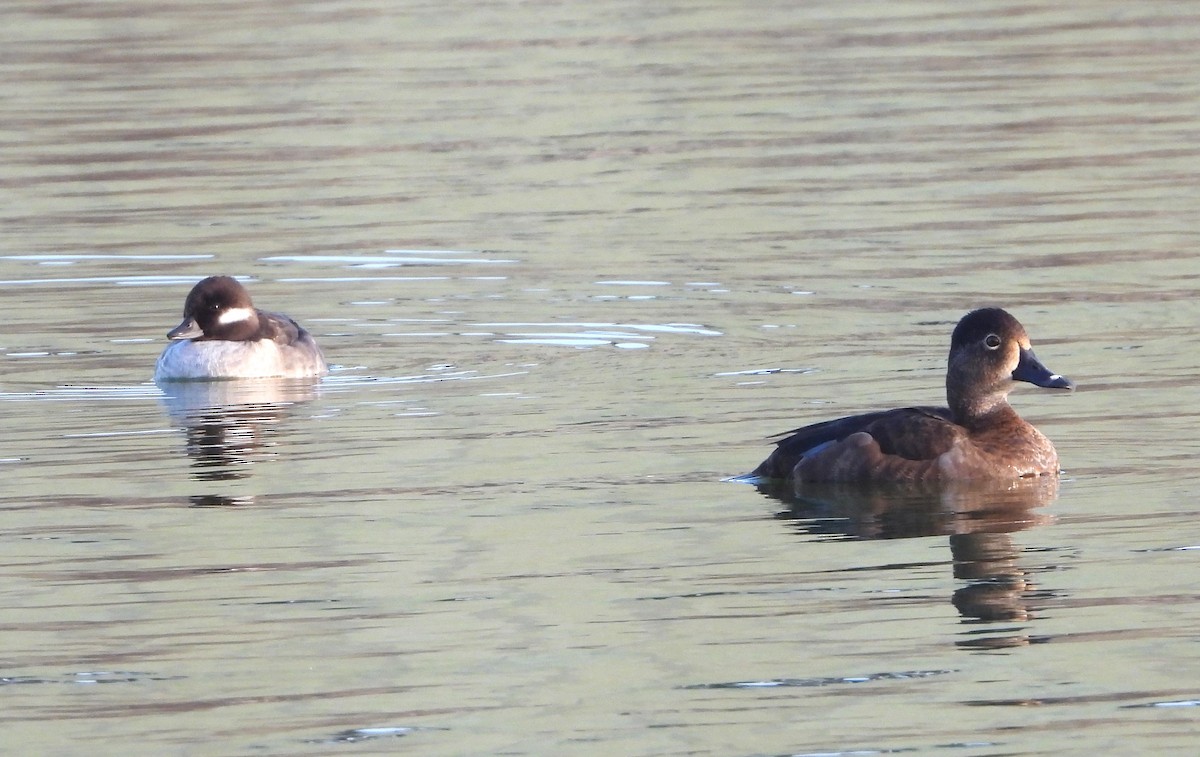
{"left": 275, "top": 276, "right": 450, "bottom": 283}
{"left": 496, "top": 335, "right": 652, "bottom": 347}
{"left": 713, "top": 367, "right": 819, "bottom": 377}
{"left": 458, "top": 320, "right": 723, "bottom": 348}
{"left": 319, "top": 369, "right": 529, "bottom": 388}
{"left": 0, "top": 275, "right": 218, "bottom": 286}
{"left": 0, "top": 254, "right": 212, "bottom": 261}
{"left": 474, "top": 321, "right": 721, "bottom": 335}
{"left": 0, "top": 384, "right": 163, "bottom": 402}
{"left": 594, "top": 279, "right": 672, "bottom": 286}
{"left": 263, "top": 250, "right": 518, "bottom": 266}
{"left": 683, "top": 669, "right": 954, "bottom": 690}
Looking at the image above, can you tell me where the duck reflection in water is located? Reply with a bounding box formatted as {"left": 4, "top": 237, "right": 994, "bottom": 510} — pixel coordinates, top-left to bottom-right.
{"left": 760, "top": 476, "right": 1060, "bottom": 648}
{"left": 157, "top": 379, "right": 321, "bottom": 497}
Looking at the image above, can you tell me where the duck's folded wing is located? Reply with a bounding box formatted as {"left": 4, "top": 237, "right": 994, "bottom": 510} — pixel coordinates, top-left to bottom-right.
{"left": 751, "top": 406, "right": 955, "bottom": 479}
{"left": 862, "top": 407, "right": 960, "bottom": 461}
{"left": 259, "top": 310, "right": 306, "bottom": 346}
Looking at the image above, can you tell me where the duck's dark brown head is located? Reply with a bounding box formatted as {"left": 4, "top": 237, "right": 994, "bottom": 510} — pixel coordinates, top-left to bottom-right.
{"left": 947, "top": 308, "right": 1073, "bottom": 424}
{"left": 167, "top": 276, "right": 261, "bottom": 342}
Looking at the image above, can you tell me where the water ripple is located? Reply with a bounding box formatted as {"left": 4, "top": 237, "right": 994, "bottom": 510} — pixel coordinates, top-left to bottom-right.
{"left": 681, "top": 669, "right": 955, "bottom": 690}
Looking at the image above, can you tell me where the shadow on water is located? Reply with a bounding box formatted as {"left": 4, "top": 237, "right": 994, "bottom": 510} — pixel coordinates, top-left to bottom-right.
{"left": 759, "top": 476, "right": 1061, "bottom": 650}
{"left": 157, "top": 379, "right": 322, "bottom": 504}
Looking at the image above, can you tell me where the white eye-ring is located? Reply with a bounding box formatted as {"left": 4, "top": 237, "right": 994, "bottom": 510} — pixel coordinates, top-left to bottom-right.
{"left": 984, "top": 333, "right": 1002, "bottom": 350}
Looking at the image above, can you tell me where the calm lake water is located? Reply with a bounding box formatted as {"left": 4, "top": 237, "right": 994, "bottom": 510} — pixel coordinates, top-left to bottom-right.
{"left": 3, "top": 1, "right": 1200, "bottom": 755}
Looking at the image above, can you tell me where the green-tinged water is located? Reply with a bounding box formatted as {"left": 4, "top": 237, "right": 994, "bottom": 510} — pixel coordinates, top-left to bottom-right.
{"left": 2, "top": 2, "right": 1199, "bottom": 754}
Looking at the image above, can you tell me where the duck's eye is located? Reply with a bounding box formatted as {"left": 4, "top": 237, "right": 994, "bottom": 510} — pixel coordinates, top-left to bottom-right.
{"left": 984, "top": 334, "right": 1002, "bottom": 350}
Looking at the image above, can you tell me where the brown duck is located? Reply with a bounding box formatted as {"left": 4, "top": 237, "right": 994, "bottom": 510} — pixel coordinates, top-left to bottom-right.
{"left": 750, "top": 308, "right": 1074, "bottom": 484}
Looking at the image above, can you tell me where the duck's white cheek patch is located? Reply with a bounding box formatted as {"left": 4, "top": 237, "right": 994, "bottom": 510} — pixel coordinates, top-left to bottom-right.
{"left": 217, "top": 307, "right": 254, "bottom": 325}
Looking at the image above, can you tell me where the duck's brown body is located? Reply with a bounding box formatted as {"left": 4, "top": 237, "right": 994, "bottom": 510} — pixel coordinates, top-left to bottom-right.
{"left": 751, "top": 309, "right": 1072, "bottom": 484}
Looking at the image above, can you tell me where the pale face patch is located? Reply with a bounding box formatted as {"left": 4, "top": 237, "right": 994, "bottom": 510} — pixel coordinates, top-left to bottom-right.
{"left": 217, "top": 307, "right": 254, "bottom": 326}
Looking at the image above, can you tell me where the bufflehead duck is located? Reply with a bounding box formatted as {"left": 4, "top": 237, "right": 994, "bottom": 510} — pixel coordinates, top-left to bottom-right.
{"left": 154, "top": 276, "right": 328, "bottom": 381}
{"left": 749, "top": 308, "right": 1073, "bottom": 484}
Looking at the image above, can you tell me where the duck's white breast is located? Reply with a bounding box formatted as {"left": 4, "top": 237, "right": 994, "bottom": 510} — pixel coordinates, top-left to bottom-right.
{"left": 154, "top": 338, "right": 327, "bottom": 381}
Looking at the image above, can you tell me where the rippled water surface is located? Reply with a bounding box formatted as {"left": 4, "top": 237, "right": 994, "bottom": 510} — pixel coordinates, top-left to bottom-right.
{"left": 3, "top": 1, "right": 1200, "bottom": 755}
